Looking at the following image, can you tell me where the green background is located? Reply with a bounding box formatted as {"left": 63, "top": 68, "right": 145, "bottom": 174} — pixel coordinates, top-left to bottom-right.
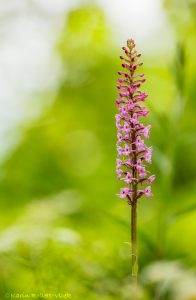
{"left": 0, "top": 1, "right": 196, "bottom": 299}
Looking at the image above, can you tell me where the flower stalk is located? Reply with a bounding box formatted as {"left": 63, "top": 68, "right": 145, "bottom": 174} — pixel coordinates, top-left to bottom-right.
{"left": 115, "top": 38, "right": 155, "bottom": 289}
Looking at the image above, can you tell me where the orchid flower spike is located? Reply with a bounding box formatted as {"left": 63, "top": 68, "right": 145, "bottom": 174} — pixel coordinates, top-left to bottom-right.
{"left": 115, "top": 38, "right": 155, "bottom": 205}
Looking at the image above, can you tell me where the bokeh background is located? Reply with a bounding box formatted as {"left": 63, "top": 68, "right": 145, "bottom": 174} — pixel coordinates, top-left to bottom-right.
{"left": 0, "top": 0, "right": 196, "bottom": 299}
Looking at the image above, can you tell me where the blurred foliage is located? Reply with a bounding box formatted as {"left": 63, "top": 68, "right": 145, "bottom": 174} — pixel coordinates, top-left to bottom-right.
{"left": 164, "top": 0, "right": 196, "bottom": 37}
{"left": 0, "top": 2, "right": 196, "bottom": 300}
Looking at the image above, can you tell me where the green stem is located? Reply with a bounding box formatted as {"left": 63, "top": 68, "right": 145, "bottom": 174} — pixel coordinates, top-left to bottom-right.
{"left": 131, "top": 123, "right": 138, "bottom": 290}
{"left": 131, "top": 200, "right": 138, "bottom": 286}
